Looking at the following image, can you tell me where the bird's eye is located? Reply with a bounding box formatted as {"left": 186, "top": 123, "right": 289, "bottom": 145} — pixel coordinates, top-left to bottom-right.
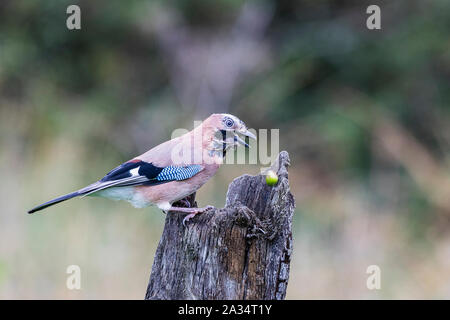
{"left": 223, "top": 117, "right": 234, "bottom": 128}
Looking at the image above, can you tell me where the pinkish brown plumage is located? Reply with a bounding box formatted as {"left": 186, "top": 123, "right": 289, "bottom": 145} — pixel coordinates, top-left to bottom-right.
{"left": 28, "top": 113, "right": 256, "bottom": 225}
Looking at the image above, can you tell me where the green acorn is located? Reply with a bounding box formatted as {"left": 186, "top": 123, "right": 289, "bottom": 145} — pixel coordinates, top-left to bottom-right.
{"left": 265, "top": 170, "right": 278, "bottom": 186}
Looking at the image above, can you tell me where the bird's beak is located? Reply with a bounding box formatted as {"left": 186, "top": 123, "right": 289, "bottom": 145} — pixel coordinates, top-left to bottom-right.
{"left": 234, "top": 135, "right": 250, "bottom": 148}
{"left": 238, "top": 128, "right": 257, "bottom": 140}
{"left": 235, "top": 128, "right": 257, "bottom": 148}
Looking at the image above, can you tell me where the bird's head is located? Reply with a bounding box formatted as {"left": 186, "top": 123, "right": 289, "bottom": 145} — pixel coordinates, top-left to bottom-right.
{"left": 201, "top": 113, "right": 257, "bottom": 156}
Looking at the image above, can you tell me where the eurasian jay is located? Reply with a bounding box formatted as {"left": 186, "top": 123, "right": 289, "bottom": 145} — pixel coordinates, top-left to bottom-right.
{"left": 28, "top": 114, "right": 256, "bottom": 224}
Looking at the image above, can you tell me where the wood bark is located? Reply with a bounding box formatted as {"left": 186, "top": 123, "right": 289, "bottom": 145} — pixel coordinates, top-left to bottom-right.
{"left": 145, "top": 151, "right": 295, "bottom": 300}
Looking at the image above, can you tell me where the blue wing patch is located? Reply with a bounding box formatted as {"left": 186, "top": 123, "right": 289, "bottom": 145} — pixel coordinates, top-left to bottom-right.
{"left": 156, "top": 165, "right": 203, "bottom": 181}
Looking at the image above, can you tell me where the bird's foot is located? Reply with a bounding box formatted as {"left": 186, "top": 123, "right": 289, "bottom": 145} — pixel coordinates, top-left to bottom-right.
{"left": 165, "top": 205, "right": 214, "bottom": 226}
{"left": 182, "top": 205, "right": 214, "bottom": 226}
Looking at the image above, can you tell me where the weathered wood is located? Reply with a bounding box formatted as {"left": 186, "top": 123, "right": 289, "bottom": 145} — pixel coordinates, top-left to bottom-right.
{"left": 145, "top": 151, "right": 295, "bottom": 300}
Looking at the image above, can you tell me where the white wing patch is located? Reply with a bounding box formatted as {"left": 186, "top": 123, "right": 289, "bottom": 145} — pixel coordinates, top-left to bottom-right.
{"left": 130, "top": 167, "right": 140, "bottom": 176}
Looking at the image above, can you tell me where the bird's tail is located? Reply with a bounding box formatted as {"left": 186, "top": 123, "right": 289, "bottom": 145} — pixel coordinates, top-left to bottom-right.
{"left": 27, "top": 181, "right": 110, "bottom": 214}
{"left": 28, "top": 191, "right": 81, "bottom": 214}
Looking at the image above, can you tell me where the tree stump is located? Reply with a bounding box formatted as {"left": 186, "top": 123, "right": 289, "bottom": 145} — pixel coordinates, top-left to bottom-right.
{"left": 145, "top": 151, "right": 295, "bottom": 300}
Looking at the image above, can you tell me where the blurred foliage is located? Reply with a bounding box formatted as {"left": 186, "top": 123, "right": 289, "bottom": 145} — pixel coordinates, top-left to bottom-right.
{"left": 1, "top": 0, "right": 450, "bottom": 299}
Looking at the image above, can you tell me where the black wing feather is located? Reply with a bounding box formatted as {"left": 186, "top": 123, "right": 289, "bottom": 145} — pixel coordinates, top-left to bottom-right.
{"left": 100, "top": 161, "right": 164, "bottom": 182}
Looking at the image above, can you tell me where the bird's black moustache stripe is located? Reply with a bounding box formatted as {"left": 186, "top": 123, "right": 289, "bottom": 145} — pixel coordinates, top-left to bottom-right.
{"left": 220, "top": 130, "right": 227, "bottom": 156}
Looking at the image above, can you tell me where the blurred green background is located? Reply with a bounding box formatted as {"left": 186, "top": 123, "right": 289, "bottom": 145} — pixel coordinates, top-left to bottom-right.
{"left": 1, "top": 0, "right": 450, "bottom": 299}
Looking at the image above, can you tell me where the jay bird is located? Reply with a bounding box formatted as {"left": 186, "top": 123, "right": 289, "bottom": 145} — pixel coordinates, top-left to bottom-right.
{"left": 28, "top": 114, "right": 256, "bottom": 224}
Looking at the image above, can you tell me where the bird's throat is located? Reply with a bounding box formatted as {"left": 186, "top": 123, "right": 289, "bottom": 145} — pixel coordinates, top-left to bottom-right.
{"left": 207, "top": 129, "right": 228, "bottom": 158}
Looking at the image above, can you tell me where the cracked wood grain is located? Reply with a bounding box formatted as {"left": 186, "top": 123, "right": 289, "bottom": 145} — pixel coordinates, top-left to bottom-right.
{"left": 145, "top": 151, "right": 295, "bottom": 300}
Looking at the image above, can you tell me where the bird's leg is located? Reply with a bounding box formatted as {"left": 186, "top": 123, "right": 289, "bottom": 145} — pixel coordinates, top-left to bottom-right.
{"left": 167, "top": 205, "right": 215, "bottom": 226}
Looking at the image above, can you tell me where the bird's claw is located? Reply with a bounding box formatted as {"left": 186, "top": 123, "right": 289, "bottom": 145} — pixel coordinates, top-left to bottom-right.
{"left": 182, "top": 213, "right": 196, "bottom": 227}
{"left": 182, "top": 205, "right": 215, "bottom": 227}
